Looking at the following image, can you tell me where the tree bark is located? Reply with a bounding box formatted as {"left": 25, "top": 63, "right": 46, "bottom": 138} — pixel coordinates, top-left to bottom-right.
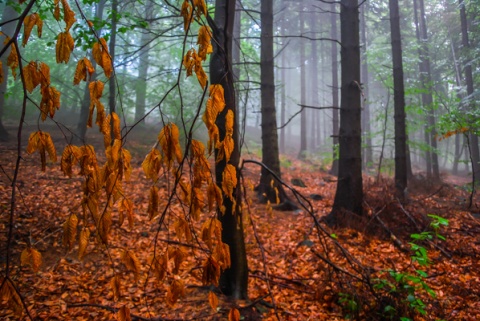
{"left": 258, "top": 0, "right": 289, "bottom": 204}
{"left": 327, "top": 0, "right": 363, "bottom": 221}
{"left": 360, "top": 3, "right": 372, "bottom": 168}
{"left": 298, "top": 6, "right": 307, "bottom": 159}
{"left": 209, "top": 0, "right": 248, "bottom": 299}
{"left": 458, "top": 0, "right": 480, "bottom": 183}
{"left": 0, "top": 4, "right": 17, "bottom": 141}
{"left": 134, "top": 1, "right": 154, "bottom": 124}
{"left": 389, "top": 0, "right": 408, "bottom": 199}
{"left": 413, "top": 0, "right": 439, "bottom": 180}
{"left": 108, "top": 0, "right": 118, "bottom": 117}
{"left": 330, "top": 4, "right": 339, "bottom": 176}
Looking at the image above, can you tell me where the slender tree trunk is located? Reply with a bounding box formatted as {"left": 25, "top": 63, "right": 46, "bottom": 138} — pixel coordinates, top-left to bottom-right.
{"left": 330, "top": 4, "right": 339, "bottom": 175}
{"left": 413, "top": 0, "right": 439, "bottom": 180}
{"left": 258, "top": 0, "right": 288, "bottom": 204}
{"left": 209, "top": 0, "right": 248, "bottom": 299}
{"left": 360, "top": 3, "right": 372, "bottom": 168}
{"left": 135, "top": 1, "right": 154, "bottom": 124}
{"left": 280, "top": 52, "right": 286, "bottom": 154}
{"left": 389, "top": 0, "right": 408, "bottom": 199}
{"left": 0, "top": 5, "right": 18, "bottom": 141}
{"left": 298, "top": 7, "right": 307, "bottom": 159}
{"left": 108, "top": 0, "right": 118, "bottom": 117}
{"left": 77, "top": 0, "right": 106, "bottom": 142}
{"left": 310, "top": 12, "right": 319, "bottom": 151}
{"left": 327, "top": 0, "right": 363, "bottom": 221}
{"left": 458, "top": 0, "right": 480, "bottom": 183}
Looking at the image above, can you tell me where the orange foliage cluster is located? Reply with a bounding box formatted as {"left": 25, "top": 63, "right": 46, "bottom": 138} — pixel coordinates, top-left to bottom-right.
{"left": 437, "top": 127, "right": 469, "bottom": 141}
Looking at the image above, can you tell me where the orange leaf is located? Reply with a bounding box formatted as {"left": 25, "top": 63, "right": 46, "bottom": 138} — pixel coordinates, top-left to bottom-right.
{"left": 208, "top": 291, "right": 218, "bottom": 311}
{"left": 55, "top": 31, "right": 74, "bottom": 63}
{"left": 111, "top": 274, "right": 121, "bottom": 301}
{"left": 222, "top": 164, "right": 237, "bottom": 202}
{"left": 166, "top": 279, "right": 185, "bottom": 307}
{"left": 88, "top": 80, "right": 105, "bottom": 127}
{"left": 158, "top": 123, "right": 183, "bottom": 167}
{"left": 92, "top": 38, "right": 112, "bottom": 78}
{"left": 23, "top": 61, "right": 40, "bottom": 93}
{"left": 180, "top": 0, "right": 193, "bottom": 32}
{"left": 147, "top": 186, "right": 159, "bottom": 220}
{"left": 6, "top": 39, "right": 18, "bottom": 79}
{"left": 197, "top": 25, "right": 212, "bottom": 60}
{"left": 228, "top": 308, "right": 240, "bottom": 321}
{"left": 20, "top": 247, "right": 42, "bottom": 272}
{"left": 63, "top": 213, "right": 78, "bottom": 251}
{"left": 117, "top": 305, "right": 132, "bottom": 321}
{"left": 23, "top": 13, "right": 43, "bottom": 47}
{"left": 54, "top": 0, "right": 61, "bottom": 21}
{"left": 61, "top": 0, "right": 77, "bottom": 31}
{"left": 73, "top": 57, "right": 94, "bottom": 84}
{"left": 121, "top": 249, "right": 141, "bottom": 281}
{"left": 40, "top": 86, "right": 61, "bottom": 120}
{"left": 142, "top": 148, "right": 162, "bottom": 180}
{"left": 78, "top": 228, "right": 90, "bottom": 260}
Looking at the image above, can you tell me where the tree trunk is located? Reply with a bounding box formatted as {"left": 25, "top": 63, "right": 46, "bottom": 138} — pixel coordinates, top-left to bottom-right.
{"left": 327, "top": 0, "right": 363, "bottom": 222}
{"left": 458, "top": 0, "right": 480, "bottom": 183}
{"left": 413, "top": 0, "right": 439, "bottom": 180}
{"left": 0, "top": 4, "right": 17, "bottom": 142}
{"left": 389, "top": 0, "right": 408, "bottom": 199}
{"left": 109, "top": 0, "right": 118, "bottom": 117}
{"left": 298, "top": 7, "right": 307, "bottom": 159}
{"left": 135, "top": 1, "right": 154, "bottom": 124}
{"left": 209, "top": 0, "right": 248, "bottom": 299}
{"left": 258, "top": 0, "right": 289, "bottom": 204}
{"left": 310, "top": 12, "right": 319, "bottom": 151}
{"left": 330, "top": 3, "right": 339, "bottom": 175}
{"left": 360, "top": 3, "right": 372, "bottom": 168}
{"left": 77, "top": 0, "right": 106, "bottom": 142}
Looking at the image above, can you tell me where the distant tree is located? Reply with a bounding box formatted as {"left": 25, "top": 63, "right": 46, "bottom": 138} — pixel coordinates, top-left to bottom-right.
{"left": 326, "top": 0, "right": 363, "bottom": 223}
{"left": 413, "top": 0, "right": 439, "bottom": 180}
{"left": 208, "top": 0, "right": 248, "bottom": 299}
{"left": 329, "top": 3, "right": 340, "bottom": 176}
{"left": 360, "top": 3, "right": 373, "bottom": 168}
{"left": 298, "top": 6, "right": 307, "bottom": 159}
{"left": 389, "top": 0, "right": 408, "bottom": 199}
{"left": 134, "top": 1, "right": 155, "bottom": 124}
{"left": 76, "top": 0, "right": 106, "bottom": 142}
{"left": 0, "top": 4, "right": 17, "bottom": 142}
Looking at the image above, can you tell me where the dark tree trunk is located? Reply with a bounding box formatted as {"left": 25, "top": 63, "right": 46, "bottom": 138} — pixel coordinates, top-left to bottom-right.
{"left": 258, "top": 0, "right": 289, "bottom": 204}
{"left": 413, "top": 0, "right": 439, "bottom": 180}
{"left": 209, "top": 0, "right": 248, "bottom": 299}
{"left": 298, "top": 7, "right": 307, "bottom": 159}
{"left": 360, "top": 3, "right": 372, "bottom": 168}
{"left": 327, "top": 0, "right": 363, "bottom": 221}
{"left": 458, "top": 0, "right": 480, "bottom": 183}
{"left": 0, "top": 5, "right": 17, "bottom": 142}
{"left": 330, "top": 3, "right": 340, "bottom": 176}
{"left": 389, "top": 0, "right": 408, "bottom": 199}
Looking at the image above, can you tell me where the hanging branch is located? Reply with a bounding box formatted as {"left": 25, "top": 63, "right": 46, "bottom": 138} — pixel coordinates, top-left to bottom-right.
{"left": 277, "top": 104, "right": 339, "bottom": 130}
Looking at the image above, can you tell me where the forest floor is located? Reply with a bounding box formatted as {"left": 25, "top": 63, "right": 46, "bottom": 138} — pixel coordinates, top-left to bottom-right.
{"left": 1, "top": 124, "right": 480, "bottom": 320}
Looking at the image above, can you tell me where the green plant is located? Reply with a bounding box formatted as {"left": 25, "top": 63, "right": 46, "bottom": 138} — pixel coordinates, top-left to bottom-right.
{"left": 338, "top": 292, "right": 359, "bottom": 319}
{"left": 373, "top": 214, "right": 449, "bottom": 320}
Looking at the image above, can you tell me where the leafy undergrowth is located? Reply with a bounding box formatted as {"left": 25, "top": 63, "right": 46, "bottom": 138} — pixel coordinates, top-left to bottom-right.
{"left": 1, "top": 130, "right": 480, "bottom": 320}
